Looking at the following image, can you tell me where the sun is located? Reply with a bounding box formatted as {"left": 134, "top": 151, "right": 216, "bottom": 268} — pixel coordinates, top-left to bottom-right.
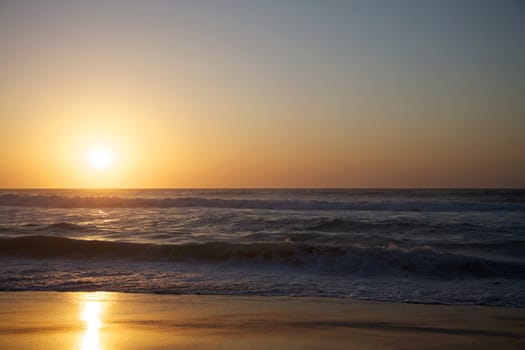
{"left": 88, "top": 148, "right": 113, "bottom": 170}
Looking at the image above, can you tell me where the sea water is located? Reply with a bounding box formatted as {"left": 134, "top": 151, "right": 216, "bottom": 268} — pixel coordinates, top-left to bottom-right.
{"left": 0, "top": 189, "right": 523, "bottom": 306}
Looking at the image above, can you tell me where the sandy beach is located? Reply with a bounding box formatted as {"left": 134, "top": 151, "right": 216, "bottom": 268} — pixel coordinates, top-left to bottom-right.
{"left": 0, "top": 292, "right": 523, "bottom": 350}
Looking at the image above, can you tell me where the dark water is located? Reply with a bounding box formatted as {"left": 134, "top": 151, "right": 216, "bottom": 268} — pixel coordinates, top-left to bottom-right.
{"left": 0, "top": 189, "right": 524, "bottom": 306}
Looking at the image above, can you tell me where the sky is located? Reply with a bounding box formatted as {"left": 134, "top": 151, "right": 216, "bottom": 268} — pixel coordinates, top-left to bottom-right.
{"left": 0, "top": 0, "right": 524, "bottom": 188}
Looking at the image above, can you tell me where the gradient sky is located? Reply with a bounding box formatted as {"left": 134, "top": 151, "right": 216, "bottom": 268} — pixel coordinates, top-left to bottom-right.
{"left": 1, "top": 0, "right": 524, "bottom": 188}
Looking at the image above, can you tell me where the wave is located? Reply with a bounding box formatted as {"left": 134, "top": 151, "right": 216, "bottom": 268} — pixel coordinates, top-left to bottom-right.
{"left": 294, "top": 217, "right": 482, "bottom": 233}
{"left": 433, "top": 240, "right": 525, "bottom": 260}
{"left": 0, "top": 194, "right": 523, "bottom": 211}
{"left": 1, "top": 236, "right": 523, "bottom": 279}
{"left": 38, "top": 222, "right": 92, "bottom": 231}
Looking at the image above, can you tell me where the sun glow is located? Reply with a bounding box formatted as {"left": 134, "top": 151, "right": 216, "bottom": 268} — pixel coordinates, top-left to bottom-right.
{"left": 88, "top": 148, "right": 113, "bottom": 170}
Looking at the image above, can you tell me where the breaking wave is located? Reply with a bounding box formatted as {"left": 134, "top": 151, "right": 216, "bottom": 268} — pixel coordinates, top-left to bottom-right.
{"left": 1, "top": 235, "right": 523, "bottom": 279}
{"left": 0, "top": 194, "right": 523, "bottom": 211}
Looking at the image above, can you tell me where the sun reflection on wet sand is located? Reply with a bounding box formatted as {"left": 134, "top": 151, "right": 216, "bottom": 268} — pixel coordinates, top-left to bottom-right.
{"left": 78, "top": 293, "right": 110, "bottom": 350}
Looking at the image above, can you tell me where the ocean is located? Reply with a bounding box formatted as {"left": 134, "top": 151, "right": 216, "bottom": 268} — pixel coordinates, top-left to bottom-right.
{"left": 0, "top": 189, "right": 523, "bottom": 307}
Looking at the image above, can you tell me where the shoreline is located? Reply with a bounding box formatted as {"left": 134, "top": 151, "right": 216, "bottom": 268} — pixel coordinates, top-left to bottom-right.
{"left": 1, "top": 291, "right": 523, "bottom": 349}
{"left": 2, "top": 289, "right": 523, "bottom": 309}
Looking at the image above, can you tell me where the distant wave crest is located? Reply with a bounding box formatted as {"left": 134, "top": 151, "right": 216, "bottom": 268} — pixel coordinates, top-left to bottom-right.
{"left": 0, "top": 194, "right": 523, "bottom": 212}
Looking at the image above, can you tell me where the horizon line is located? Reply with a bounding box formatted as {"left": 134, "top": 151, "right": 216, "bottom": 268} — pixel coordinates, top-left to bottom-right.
{"left": 1, "top": 187, "right": 523, "bottom": 191}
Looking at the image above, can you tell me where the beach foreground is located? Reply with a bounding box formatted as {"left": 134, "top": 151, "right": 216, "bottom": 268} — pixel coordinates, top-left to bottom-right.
{"left": 0, "top": 292, "right": 523, "bottom": 350}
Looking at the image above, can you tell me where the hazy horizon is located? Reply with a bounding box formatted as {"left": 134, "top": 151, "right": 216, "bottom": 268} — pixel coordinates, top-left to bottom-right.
{"left": 0, "top": 187, "right": 524, "bottom": 190}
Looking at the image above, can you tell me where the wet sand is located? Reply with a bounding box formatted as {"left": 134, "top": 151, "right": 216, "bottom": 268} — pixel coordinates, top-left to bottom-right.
{"left": 0, "top": 292, "right": 523, "bottom": 349}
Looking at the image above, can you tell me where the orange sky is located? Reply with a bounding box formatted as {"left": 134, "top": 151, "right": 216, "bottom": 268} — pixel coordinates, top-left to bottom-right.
{"left": 1, "top": 1, "right": 524, "bottom": 188}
